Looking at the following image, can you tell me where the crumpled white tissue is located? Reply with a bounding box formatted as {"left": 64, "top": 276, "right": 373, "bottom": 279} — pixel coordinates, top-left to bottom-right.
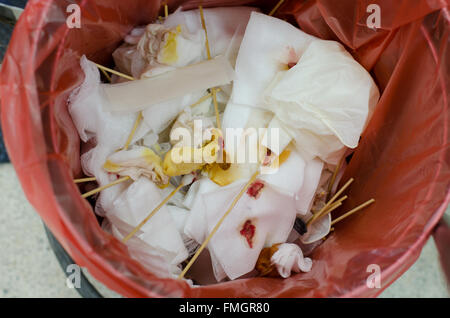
{"left": 231, "top": 12, "right": 379, "bottom": 164}
{"left": 164, "top": 6, "right": 258, "bottom": 64}
{"left": 295, "top": 157, "right": 324, "bottom": 215}
{"left": 81, "top": 145, "right": 132, "bottom": 217}
{"left": 260, "top": 148, "right": 305, "bottom": 197}
{"left": 103, "top": 146, "right": 168, "bottom": 185}
{"left": 271, "top": 243, "right": 312, "bottom": 278}
{"left": 104, "top": 218, "right": 184, "bottom": 278}
{"left": 202, "top": 180, "right": 298, "bottom": 280}
{"left": 183, "top": 177, "right": 220, "bottom": 244}
{"left": 264, "top": 39, "right": 380, "bottom": 151}
{"left": 110, "top": 177, "right": 188, "bottom": 266}
{"left": 231, "top": 12, "right": 316, "bottom": 107}
{"left": 68, "top": 56, "right": 150, "bottom": 151}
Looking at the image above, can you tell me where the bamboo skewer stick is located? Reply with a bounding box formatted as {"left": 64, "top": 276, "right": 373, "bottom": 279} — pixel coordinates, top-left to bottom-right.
{"left": 327, "top": 155, "right": 345, "bottom": 200}
{"left": 306, "top": 198, "right": 345, "bottom": 227}
{"left": 211, "top": 88, "right": 221, "bottom": 130}
{"left": 189, "top": 89, "right": 221, "bottom": 109}
{"left": 81, "top": 176, "right": 131, "bottom": 198}
{"left": 199, "top": 6, "right": 212, "bottom": 60}
{"left": 122, "top": 183, "right": 185, "bottom": 243}
{"left": 269, "top": 0, "right": 285, "bottom": 16}
{"left": 199, "top": 6, "right": 221, "bottom": 130}
{"left": 74, "top": 177, "right": 97, "bottom": 184}
{"left": 93, "top": 62, "right": 135, "bottom": 81}
{"left": 123, "top": 112, "right": 143, "bottom": 150}
{"left": 179, "top": 171, "right": 259, "bottom": 279}
{"left": 99, "top": 68, "right": 111, "bottom": 82}
{"left": 307, "top": 178, "right": 354, "bottom": 226}
{"left": 331, "top": 199, "right": 375, "bottom": 226}
{"left": 164, "top": 4, "right": 169, "bottom": 18}
{"left": 315, "top": 195, "right": 348, "bottom": 220}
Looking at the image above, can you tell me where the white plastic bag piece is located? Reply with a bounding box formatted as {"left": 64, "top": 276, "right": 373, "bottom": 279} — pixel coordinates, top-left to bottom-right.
{"left": 110, "top": 177, "right": 188, "bottom": 266}
{"left": 202, "top": 180, "right": 298, "bottom": 280}
{"left": 102, "top": 55, "right": 234, "bottom": 113}
{"left": 271, "top": 243, "right": 312, "bottom": 278}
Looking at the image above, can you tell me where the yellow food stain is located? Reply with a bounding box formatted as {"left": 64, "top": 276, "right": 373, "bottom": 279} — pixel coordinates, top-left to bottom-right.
{"left": 160, "top": 25, "right": 181, "bottom": 65}
{"left": 163, "top": 128, "right": 222, "bottom": 177}
{"left": 163, "top": 146, "right": 205, "bottom": 177}
{"left": 278, "top": 148, "right": 291, "bottom": 166}
{"left": 103, "top": 160, "right": 121, "bottom": 172}
{"left": 207, "top": 163, "right": 242, "bottom": 186}
{"left": 141, "top": 147, "right": 167, "bottom": 181}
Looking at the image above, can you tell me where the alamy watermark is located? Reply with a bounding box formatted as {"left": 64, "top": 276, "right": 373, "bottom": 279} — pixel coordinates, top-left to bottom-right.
{"left": 366, "top": 4, "right": 381, "bottom": 30}
{"left": 66, "top": 4, "right": 81, "bottom": 29}
{"left": 66, "top": 264, "right": 81, "bottom": 289}
{"left": 366, "top": 264, "right": 381, "bottom": 289}
{"left": 170, "top": 121, "right": 282, "bottom": 174}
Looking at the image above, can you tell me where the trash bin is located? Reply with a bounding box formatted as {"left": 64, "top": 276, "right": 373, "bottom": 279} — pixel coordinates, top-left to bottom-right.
{"left": 0, "top": 0, "right": 448, "bottom": 297}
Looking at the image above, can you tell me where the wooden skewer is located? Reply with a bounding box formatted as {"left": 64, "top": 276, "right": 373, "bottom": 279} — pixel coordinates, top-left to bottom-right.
{"left": 73, "top": 177, "right": 97, "bottom": 184}
{"left": 199, "top": 6, "right": 221, "bottom": 130}
{"left": 179, "top": 171, "right": 259, "bottom": 279}
{"left": 99, "top": 67, "right": 111, "bottom": 82}
{"left": 313, "top": 195, "right": 348, "bottom": 221}
{"left": 211, "top": 88, "right": 221, "bottom": 130}
{"left": 307, "top": 178, "right": 354, "bottom": 226}
{"left": 308, "top": 200, "right": 343, "bottom": 227}
{"left": 81, "top": 176, "right": 131, "bottom": 198}
{"left": 331, "top": 199, "right": 375, "bottom": 226}
{"left": 327, "top": 156, "right": 345, "bottom": 200}
{"left": 199, "top": 6, "right": 212, "bottom": 60}
{"left": 269, "top": 0, "right": 285, "bottom": 16}
{"left": 189, "top": 88, "right": 221, "bottom": 109}
{"left": 164, "top": 4, "right": 169, "bottom": 18}
{"left": 123, "top": 112, "right": 143, "bottom": 150}
{"left": 93, "top": 62, "right": 135, "bottom": 81}
{"left": 122, "top": 183, "right": 185, "bottom": 243}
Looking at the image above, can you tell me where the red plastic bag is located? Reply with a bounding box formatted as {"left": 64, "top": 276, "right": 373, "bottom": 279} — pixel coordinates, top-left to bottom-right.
{"left": 0, "top": 0, "right": 449, "bottom": 297}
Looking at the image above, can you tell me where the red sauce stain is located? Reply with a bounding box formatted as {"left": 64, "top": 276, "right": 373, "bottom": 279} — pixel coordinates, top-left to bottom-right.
{"left": 247, "top": 180, "right": 265, "bottom": 199}
{"left": 288, "top": 62, "right": 297, "bottom": 69}
{"left": 107, "top": 172, "right": 120, "bottom": 180}
{"left": 240, "top": 220, "right": 256, "bottom": 248}
{"left": 262, "top": 148, "right": 273, "bottom": 166}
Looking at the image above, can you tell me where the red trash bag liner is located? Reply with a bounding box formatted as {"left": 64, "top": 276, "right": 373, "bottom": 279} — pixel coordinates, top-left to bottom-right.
{"left": 0, "top": 0, "right": 449, "bottom": 297}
